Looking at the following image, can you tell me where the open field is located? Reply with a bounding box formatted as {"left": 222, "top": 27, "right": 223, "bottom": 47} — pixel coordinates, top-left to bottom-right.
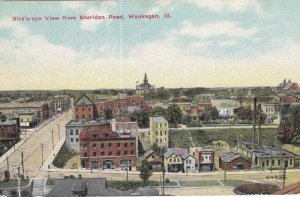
{"left": 170, "top": 128, "right": 279, "bottom": 148}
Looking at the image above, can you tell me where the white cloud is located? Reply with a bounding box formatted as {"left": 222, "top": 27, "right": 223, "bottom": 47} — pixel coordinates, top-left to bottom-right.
{"left": 173, "top": 20, "right": 259, "bottom": 39}
{"left": 60, "top": 2, "right": 85, "bottom": 10}
{"left": 147, "top": 0, "right": 174, "bottom": 15}
{"left": 182, "top": 0, "right": 261, "bottom": 12}
{"left": 80, "top": 1, "right": 117, "bottom": 32}
{"left": 190, "top": 40, "right": 213, "bottom": 49}
{"left": 252, "top": 37, "right": 262, "bottom": 43}
{"left": 219, "top": 39, "right": 238, "bottom": 47}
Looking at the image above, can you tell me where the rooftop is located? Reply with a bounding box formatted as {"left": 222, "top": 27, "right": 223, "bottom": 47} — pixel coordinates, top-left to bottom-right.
{"left": 0, "top": 118, "right": 17, "bottom": 126}
{"left": 220, "top": 151, "right": 247, "bottom": 163}
{"left": 0, "top": 101, "right": 48, "bottom": 109}
{"left": 150, "top": 116, "right": 167, "bottom": 123}
{"left": 75, "top": 95, "right": 93, "bottom": 106}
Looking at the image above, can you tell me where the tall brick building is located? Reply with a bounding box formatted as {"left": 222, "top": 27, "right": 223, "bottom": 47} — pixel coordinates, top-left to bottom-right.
{"left": 74, "top": 95, "right": 145, "bottom": 120}
{"left": 74, "top": 96, "right": 94, "bottom": 120}
{"left": 79, "top": 124, "right": 137, "bottom": 171}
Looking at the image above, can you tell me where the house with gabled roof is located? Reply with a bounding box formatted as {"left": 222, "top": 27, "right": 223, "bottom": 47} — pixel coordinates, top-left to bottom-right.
{"left": 143, "top": 149, "right": 163, "bottom": 172}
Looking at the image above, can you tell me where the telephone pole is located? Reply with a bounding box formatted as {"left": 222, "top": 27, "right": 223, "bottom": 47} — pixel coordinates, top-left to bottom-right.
{"left": 41, "top": 143, "right": 44, "bottom": 165}
{"left": 6, "top": 156, "right": 9, "bottom": 171}
{"left": 52, "top": 129, "right": 54, "bottom": 150}
{"left": 258, "top": 104, "right": 261, "bottom": 144}
{"left": 253, "top": 97, "right": 257, "bottom": 142}
{"left": 224, "top": 162, "right": 227, "bottom": 182}
{"left": 21, "top": 152, "right": 24, "bottom": 175}
{"left": 58, "top": 124, "right": 60, "bottom": 140}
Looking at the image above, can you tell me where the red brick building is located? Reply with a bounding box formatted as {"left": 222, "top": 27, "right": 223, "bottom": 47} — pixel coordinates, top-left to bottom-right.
{"left": 190, "top": 147, "right": 215, "bottom": 172}
{"left": 75, "top": 96, "right": 94, "bottom": 120}
{"left": 279, "top": 95, "right": 300, "bottom": 104}
{"left": 219, "top": 152, "right": 251, "bottom": 170}
{"left": 0, "top": 117, "right": 20, "bottom": 155}
{"left": 75, "top": 95, "right": 145, "bottom": 120}
{"left": 79, "top": 124, "right": 137, "bottom": 171}
{"left": 274, "top": 79, "right": 300, "bottom": 94}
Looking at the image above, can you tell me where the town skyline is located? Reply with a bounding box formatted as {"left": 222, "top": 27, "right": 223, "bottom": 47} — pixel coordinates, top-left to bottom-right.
{"left": 1, "top": 1, "right": 300, "bottom": 90}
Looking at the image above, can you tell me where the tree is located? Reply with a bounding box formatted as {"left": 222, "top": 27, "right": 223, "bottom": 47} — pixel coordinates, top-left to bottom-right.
{"left": 138, "top": 159, "right": 152, "bottom": 183}
{"left": 235, "top": 106, "right": 253, "bottom": 123}
{"left": 130, "top": 110, "right": 150, "bottom": 128}
{"left": 104, "top": 108, "right": 114, "bottom": 120}
{"left": 182, "top": 115, "right": 192, "bottom": 125}
{"left": 166, "top": 104, "right": 183, "bottom": 125}
{"left": 278, "top": 105, "right": 300, "bottom": 144}
{"left": 210, "top": 107, "right": 219, "bottom": 120}
{"left": 199, "top": 111, "right": 211, "bottom": 124}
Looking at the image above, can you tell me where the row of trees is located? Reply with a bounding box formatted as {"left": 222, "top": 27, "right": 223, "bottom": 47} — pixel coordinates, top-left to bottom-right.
{"left": 234, "top": 106, "right": 267, "bottom": 124}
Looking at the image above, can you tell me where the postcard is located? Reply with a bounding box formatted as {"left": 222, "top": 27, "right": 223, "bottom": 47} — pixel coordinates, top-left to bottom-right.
{"left": 0, "top": 0, "right": 300, "bottom": 196}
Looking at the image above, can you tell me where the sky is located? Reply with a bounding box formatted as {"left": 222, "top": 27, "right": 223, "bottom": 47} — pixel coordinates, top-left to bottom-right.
{"left": 0, "top": 0, "right": 300, "bottom": 90}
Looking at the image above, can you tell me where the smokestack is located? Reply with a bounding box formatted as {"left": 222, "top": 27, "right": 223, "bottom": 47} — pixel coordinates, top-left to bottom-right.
{"left": 258, "top": 104, "right": 261, "bottom": 144}
{"left": 253, "top": 97, "right": 257, "bottom": 142}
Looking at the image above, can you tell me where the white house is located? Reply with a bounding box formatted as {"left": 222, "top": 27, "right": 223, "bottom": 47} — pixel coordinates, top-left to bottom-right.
{"left": 181, "top": 153, "right": 196, "bottom": 173}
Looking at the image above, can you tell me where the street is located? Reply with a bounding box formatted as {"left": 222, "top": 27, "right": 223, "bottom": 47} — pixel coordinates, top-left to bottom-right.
{"left": 0, "top": 110, "right": 73, "bottom": 179}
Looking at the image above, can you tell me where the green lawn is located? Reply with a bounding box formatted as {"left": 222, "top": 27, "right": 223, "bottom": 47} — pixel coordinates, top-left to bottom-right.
{"left": 179, "top": 180, "right": 220, "bottom": 187}
{"left": 107, "top": 181, "right": 159, "bottom": 190}
{"left": 169, "top": 130, "right": 192, "bottom": 148}
{"left": 0, "top": 180, "right": 29, "bottom": 188}
{"left": 170, "top": 128, "right": 279, "bottom": 148}
{"left": 220, "top": 180, "right": 252, "bottom": 187}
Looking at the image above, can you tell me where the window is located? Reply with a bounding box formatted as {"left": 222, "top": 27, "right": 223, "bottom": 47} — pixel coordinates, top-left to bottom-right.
{"left": 290, "top": 159, "right": 293, "bottom": 166}
{"left": 156, "top": 131, "right": 158, "bottom": 135}
{"left": 173, "top": 158, "right": 176, "bottom": 162}
{"left": 101, "top": 143, "right": 104, "bottom": 148}
{"left": 109, "top": 152, "right": 112, "bottom": 156}
{"left": 70, "top": 138, "right": 74, "bottom": 142}
{"left": 93, "top": 152, "right": 96, "bottom": 157}
{"left": 272, "top": 160, "right": 274, "bottom": 166}
{"left": 117, "top": 143, "right": 121, "bottom": 147}
{"left": 160, "top": 131, "right": 162, "bottom": 136}
{"left": 101, "top": 152, "right": 105, "bottom": 156}
{"left": 156, "top": 139, "right": 158, "bottom": 143}
{"left": 76, "top": 115, "right": 78, "bottom": 119}
{"left": 262, "top": 161, "right": 265, "bottom": 168}
{"left": 278, "top": 160, "right": 281, "bottom": 166}
{"left": 201, "top": 156, "right": 204, "bottom": 161}
{"left": 160, "top": 139, "right": 162, "bottom": 143}
{"left": 93, "top": 143, "right": 97, "bottom": 148}
{"left": 177, "top": 158, "right": 180, "bottom": 162}
{"left": 83, "top": 153, "right": 87, "bottom": 157}
{"left": 117, "top": 151, "right": 121, "bottom": 156}
{"left": 109, "top": 143, "right": 112, "bottom": 148}
{"left": 70, "top": 130, "right": 73, "bottom": 135}
{"left": 169, "top": 158, "right": 172, "bottom": 162}
{"left": 75, "top": 130, "right": 79, "bottom": 135}
{"left": 92, "top": 134, "right": 97, "bottom": 138}
{"left": 131, "top": 151, "right": 134, "bottom": 155}
{"left": 124, "top": 151, "right": 128, "bottom": 155}
{"left": 76, "top": 138, "right": 79, "bottom": 142}
{"left": 124, "top": 143, "right": 127, "bottom": 147}
{"left": 266, "top": 160, "right": 269, "bottom": 166}
{"left": 131, "top": 142, "right": 134, "bottom": 147}
{"left": 165, "top": 131, "right": 167, "bottom": 135}
{"left": 189, "top": 160, "right": 191, "bottom": 164}
{"left": 88, "top": 107, "right": 91, "bottom": 111}
{"left": 82, "top": 108, "right": 84, "bottom": 111}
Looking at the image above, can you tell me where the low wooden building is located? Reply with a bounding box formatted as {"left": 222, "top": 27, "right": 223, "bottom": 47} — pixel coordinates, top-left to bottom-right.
{"left": 219, "top": 152, "right": 251, "bottom": 170}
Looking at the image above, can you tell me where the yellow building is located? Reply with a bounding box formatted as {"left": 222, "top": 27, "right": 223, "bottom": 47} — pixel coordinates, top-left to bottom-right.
{"left": 237, "top": 141, "right": 295, "bottom": 169}
{"left": 149, "top": 116, "right": 169, "bottom": 147}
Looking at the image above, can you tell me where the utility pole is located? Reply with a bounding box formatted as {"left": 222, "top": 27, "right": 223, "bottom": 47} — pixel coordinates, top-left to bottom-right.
{"left": 41, "top": 143, "right": 44, "bottom": 166}
{"left": 253, "top": 97, "right": 257, "bottom": 142}
{"left": 52, "top": 129, "right": 54, "bottom": 150}
{"left": 162, "top": 155, "right": 165, "bottom": 196}
{"left": 6, "top": 156, "right": 9, "bottom": 171}
{"left": 224, "top": 162, "right": 227, "bottom": 182}
{"left": 58, "top": 124, "right": 60, "bottom": 140}
{"left": 258, "top": 104, "right": 261, "bottom": 145}
{"left": 283, "top": 166, "right": 287, "bottom": 189}
{"left": 21, "top": 152, "right": 24, "bottom": 175}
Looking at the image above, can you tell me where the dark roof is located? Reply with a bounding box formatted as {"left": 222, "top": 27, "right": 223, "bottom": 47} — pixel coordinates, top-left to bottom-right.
{"left": 149, "top": 116, "right": 167, "bottom": 123}
{"left": 75, "top": 95, "right": 93, "bottom": 106}
{"left": 0, "top": 118, "right": 17, "bottom": 126}
{"left": 181, "top": 153, "right": 195, "bottom": 160}
{"left": 143, "top": 150, "right": 162, "bottom": 159}
{"left": 47, "top": 178, "right": 132, "bottom": 197}
{"left": 164, "top": 148, "right": 188, "bottom": 158}
{"left": 220, "top": 152, "right": 248, "bottom": 163}
{"left": 71, "top": 180, "right": 87, "bottom": 192}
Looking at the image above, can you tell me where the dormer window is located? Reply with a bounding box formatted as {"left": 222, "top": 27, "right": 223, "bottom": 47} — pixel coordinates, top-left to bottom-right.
{"left": 104, "top": 133, "right": 110, "bottom": 138}
{"left": 92, "top": 134, "right": 97, "bottom": 138}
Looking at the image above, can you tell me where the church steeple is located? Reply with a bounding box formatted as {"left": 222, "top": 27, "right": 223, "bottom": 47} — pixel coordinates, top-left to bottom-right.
{"left": 143, "top": 73, "right": 148, "bottom": 84}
